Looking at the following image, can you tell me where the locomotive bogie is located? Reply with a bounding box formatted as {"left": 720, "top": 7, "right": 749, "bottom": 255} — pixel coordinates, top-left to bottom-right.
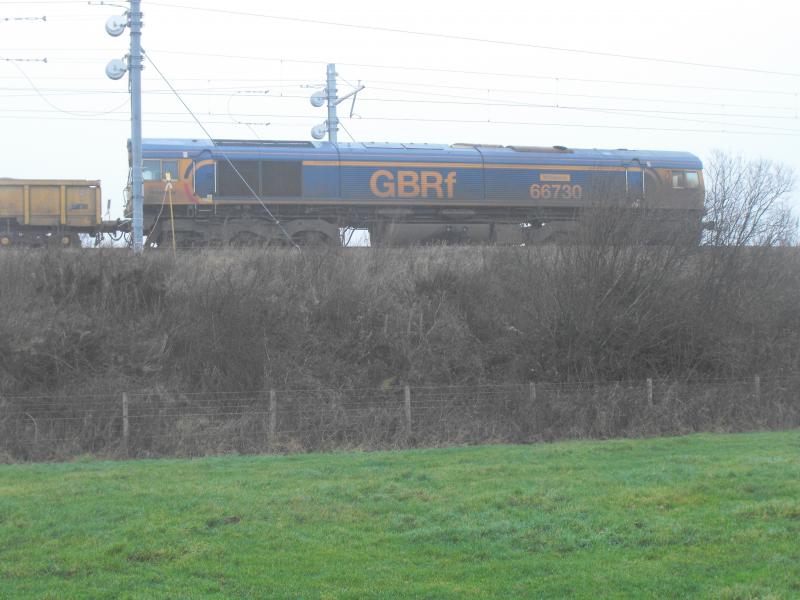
{"left": 144, "top": 213, "right": 340, "bottom": 247}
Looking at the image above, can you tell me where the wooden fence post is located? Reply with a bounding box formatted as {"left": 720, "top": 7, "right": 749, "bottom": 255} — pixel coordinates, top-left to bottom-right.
{"left": 122, "top": 392, "right": 129, "bottom": 454}
{"left": 754, "top": 375, "right": 761, "bottom": 404}
{"left": 269, "top": 389, "right": 277, "bottom": 443}
{"left": 528, "top": 382, "right": 538, "bottom": 436}
{"left": 646, "top": 378, "right": 653, "bottom": 407}
{"left": 404, "top": 385, "right": 412, "bottom": 437}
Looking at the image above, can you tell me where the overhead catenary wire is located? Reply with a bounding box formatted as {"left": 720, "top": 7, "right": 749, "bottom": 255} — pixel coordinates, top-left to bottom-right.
{"left": 1, "top": 82, "right": 798, "bottom": 133}
{"left": 3, "top": 47, "right": 798, "bottom": 97}
{"left": 0, "top": 56, "right": 47, "bottom": 62}
{"left": 226, "top": 90, "right": 272, "bottom": 138}
{"left": 353, "top": 80, "right": 800, "bottom": 112}
{"left": 145, "top": 2, "right": 800, "bottom": 79}
{"left": 0, "top": 111, "right": 798, "bottom": 137}
{"left": 5, "top": 59, "right": 129, "bottom": 116}
{"left": 0, "top": 78, "right": 796, "bottom": 115}
{"left": 1, "top": 85, "right": 796, "bottom": 123}
{"left": 0, "top": 15, "right": 46, "bottom": 22}
{"left": 355, "top": 87, "right": 800, "bottom": 132}
{"left": 2, "top": 100, "right": 796, "bottom": 134}
{"left": 363, "top": 85, "right": 800, "bottom": 122}
{"left": 140, "top": 50, "right": 800, "bottom": 98}
{"left": 1, "top": 42, "right": 798, "bottom": 138}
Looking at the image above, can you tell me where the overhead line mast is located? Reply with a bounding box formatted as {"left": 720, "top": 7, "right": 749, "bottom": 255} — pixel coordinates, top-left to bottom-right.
{"left": 129, "top": 0, "right": 143, "bottom": 254}
{"left": 326, "top": 63, "right": 338, "bottom": 145}
{"left": 311, "top": 63, "right": 364, "bottom": 144}
{"left": 104, "top": 0, "right": 144, "bottom": 254}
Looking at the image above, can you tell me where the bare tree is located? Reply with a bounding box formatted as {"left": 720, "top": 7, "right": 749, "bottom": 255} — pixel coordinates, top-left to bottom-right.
{"left": 703, "top": 150, "right": 797, "bottom": 246}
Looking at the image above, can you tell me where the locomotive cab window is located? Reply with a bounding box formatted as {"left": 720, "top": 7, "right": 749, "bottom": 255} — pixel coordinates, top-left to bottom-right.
{"left": 162, "top": 160, "right": 179, "bottom": 181}
{"left": 143, "top": 159, "right": 179, "bottom": 181}
{"left": 672, "top": 170, "right": 700, "bottom": 189}
{"left": 142, "top": 160, "right": 161, "bottom": 181}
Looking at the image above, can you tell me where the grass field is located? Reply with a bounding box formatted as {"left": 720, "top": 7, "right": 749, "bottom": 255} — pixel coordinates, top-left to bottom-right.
{"left": 1, "top": 432, "right": 799, "bottom": 599}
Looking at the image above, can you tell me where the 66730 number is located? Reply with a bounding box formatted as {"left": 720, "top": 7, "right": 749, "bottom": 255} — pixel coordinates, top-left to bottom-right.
{"left": 529, "top": 183, "right": 583, "bottom": 199}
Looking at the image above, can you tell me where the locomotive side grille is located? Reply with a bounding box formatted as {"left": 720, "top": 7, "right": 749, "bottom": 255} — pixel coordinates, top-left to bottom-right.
{"left": 261, "top": 161, "right": 302, "bottom": 197}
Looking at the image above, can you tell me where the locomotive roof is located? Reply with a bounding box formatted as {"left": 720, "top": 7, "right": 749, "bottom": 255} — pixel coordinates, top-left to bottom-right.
{"left": 140, "top": 138, "right": 702, "bottom": 169}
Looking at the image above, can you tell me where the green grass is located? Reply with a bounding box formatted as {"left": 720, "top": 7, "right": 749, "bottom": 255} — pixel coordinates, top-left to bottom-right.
{"left": 1, "top": 432, "right": 800, "bottom": 599}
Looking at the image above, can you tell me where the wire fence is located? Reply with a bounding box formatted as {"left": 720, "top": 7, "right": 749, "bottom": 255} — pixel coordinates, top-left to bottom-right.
{"left": 1, "top": 376, "right": 799, "bottom": 461}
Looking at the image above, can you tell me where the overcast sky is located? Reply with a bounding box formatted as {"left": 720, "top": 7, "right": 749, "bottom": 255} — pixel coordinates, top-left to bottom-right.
{"left": 0, "top": 0, "right": 798, "bottom": 219}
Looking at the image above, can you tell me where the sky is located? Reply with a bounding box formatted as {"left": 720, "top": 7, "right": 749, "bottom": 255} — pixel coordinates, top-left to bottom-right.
{"left": 0, "top": 0, "right": 798, "bottom": 220}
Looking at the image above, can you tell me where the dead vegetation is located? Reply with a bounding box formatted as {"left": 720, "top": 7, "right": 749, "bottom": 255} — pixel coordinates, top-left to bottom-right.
{"left": 2, "top": 242, "right": 798, "bottom": 395}
{"left": 0, "top": 238, "right": 799, "bottom": 460}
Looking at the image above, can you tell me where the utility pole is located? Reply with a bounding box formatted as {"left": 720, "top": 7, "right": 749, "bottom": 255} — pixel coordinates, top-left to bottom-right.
{"left": 128, "top": 0, "right": 144, "bottom": 254}
{"left": 326, "top": 63, "right": 338, "bottom": 145}
{"left": 310, "top": 64, "right": 364, "bottom": 145}
{"left": 104, "top": 1, "right": 144, "bottom": 254}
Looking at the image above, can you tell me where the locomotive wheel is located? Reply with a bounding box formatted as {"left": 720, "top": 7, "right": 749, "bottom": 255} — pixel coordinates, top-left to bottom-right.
{"left": 230, "top": 231, "right": 263, "bottom": 247}
{"left": 292, "top": 231, "right": 331, "bottom": 246}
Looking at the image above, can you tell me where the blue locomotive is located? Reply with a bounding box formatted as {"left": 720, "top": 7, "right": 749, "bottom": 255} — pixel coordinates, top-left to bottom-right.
{"left": 135, "top": 138, "right": 704, "bottom": 245}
